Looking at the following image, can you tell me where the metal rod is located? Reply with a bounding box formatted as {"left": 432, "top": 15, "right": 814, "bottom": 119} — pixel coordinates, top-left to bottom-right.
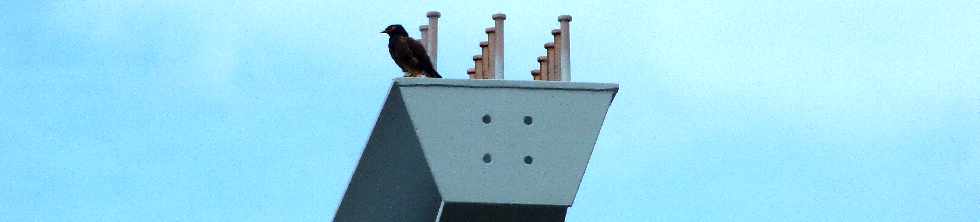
{"left": 558, "top": 15, "right": 571, "bottom": 81}
{"left": 531, "top": 69, "right": 541, "bottom": 80}
{"left": 479, "top": 41, "right": 490, "bottom": 80}
{"left": 473, "top": 55, "right": 484, "bottom": 79}
{"left": 551, "top": 29, "right": 562, "bottom": 81}
{"left": 544, "top": 42, "right": 556, "bottom": 81}
{"left": 492, "top": 13, "right": 506, "bottom": 79}
{"left": 427, "top": 11, "right": 441, "bottom": 70}
{"left": 419, "top": 25, "right": 429, "bottom": 49}
{"left": 484, "top": 27, "right": 496, "bottom": 79}
{"left": 537, "top": 56, "right": 549, "bottom": 81}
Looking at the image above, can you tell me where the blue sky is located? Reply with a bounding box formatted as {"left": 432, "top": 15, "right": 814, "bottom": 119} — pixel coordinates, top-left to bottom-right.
{"left": 2, "top": 0, "right": 978, "bottom": 221}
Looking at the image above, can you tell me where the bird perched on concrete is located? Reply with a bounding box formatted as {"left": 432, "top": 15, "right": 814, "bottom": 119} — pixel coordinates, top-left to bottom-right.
{"left": 381, "top": 24, "right": 442, "bottom": 78}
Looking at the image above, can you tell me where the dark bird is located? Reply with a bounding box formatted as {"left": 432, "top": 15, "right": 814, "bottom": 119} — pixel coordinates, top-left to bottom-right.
{"left": 381, "top": 24, "right": 442, "bottom": 78}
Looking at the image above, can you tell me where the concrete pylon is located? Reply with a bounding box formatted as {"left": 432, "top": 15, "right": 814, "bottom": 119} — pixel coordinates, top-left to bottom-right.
{"left": 427, "top": 11, "right": 441, "bottom": 69}
{"left": 473, "top": 55, "right": 484, "bottom": 80}
{"left": 492, "top": 13, "right": 506, "bottom": 79}
{"left": 419, "top": 25, "right": 429, "bottom": 49}
{"left": 544, "top": 42, "right": 556, "bottom": 81}
{"left": 334, "top": 78, "right": 619, "bottom": 222}
{"left": 484, "top": 27, "right": 496, "bottom": 79}
{"left": 551, "top": 29, "right": 562, "bottom": 81}
{"left": 558, "top": 15, "right": 571, "bottom": 81}
{"left": 537, "top": 56, "right": 549, "bottom": 81}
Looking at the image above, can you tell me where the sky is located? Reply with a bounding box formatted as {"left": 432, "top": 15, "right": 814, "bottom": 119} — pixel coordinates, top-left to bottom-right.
{"left": 1, "top": 0, "right": 978, "bottom": 221}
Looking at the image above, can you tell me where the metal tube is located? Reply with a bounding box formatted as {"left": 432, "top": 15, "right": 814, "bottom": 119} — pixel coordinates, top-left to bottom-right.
{"left": 537, "top": 56, "right": 549, "bottom": 81}
{"left": 551, "top": 29, "right": 562, "bottom": 81}
{"left": 473, "top": 55, "right": 484, "bottom": 80}
{"left": 544, "top": 42, "right": 556, "bottom": 81}
{"left": 467, "top": 68, "right": 476, "bottom": 80}
{"left": 479, "top": 41, "right": 490, "bottom": 80}
{"left": 531, "top": 69, "right": 541, "bottom": 80}
{"left": 419, "top": 25, "right": 429, "bottom": 49}
{"left": 427, "top": 11, "right": 441, "bottom": 70}
{"left": 492, "top": 13, "right": 506, "bottom": 79}
{"left": 558, "top": 15, "right": 571, "bottom": 81}
{"left": 484, "top": 27, "right": 496, "bottom": 79}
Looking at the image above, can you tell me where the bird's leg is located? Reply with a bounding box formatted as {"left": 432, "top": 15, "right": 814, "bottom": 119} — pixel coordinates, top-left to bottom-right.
{"left": 401, "top": 68, "right": 412, "bottom": 77}
{"left": 406, "top": 70, "right": 422, "bottom": 78}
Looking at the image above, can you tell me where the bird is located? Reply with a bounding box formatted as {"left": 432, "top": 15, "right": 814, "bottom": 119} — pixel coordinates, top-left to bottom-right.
{"left": 381, "top": 24, "right": 442, "bottom": 78}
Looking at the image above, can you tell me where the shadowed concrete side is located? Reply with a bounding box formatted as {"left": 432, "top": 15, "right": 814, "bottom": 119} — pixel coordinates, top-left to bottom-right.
{"left": 334, "top": 87, "right": 442, "bottom": 222}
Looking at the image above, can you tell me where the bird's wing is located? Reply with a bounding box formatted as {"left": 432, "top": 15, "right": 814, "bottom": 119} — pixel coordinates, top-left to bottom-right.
{"left": 406, "top": 38, "right": 441, "bottom": 78}
{"left": 389, "top": 39, "right": 411, "bottom": 72}
{"left": 407, "top": 38, "right": 431, "bottom": 65}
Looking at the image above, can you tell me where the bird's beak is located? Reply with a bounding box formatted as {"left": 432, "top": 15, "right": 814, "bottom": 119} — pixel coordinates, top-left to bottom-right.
{"left": 380, "top": 30, "right": 387, "bottom": 33}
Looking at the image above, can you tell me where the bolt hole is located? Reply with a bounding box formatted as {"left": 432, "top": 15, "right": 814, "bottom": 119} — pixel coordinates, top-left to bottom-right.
{"left": 482, "top": 114, "right": 492, "bottom": 124}
{"left": 482, "top": 153, "right": 492, "bottom": 163}
{"left": 524, "top": 156, "right": 534, "bottom": 164}
{"left": 523, "top": 116, "right": 533, "bottom": 125}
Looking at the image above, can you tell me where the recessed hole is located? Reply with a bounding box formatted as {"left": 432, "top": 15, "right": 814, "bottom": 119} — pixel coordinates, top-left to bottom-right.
{"left": 482, "top": 153, "right": 492, "bottom": 163}
{"left": 523, "top": 116, "right": 533, "bottom": 125}
{"left": 524, "top": 156, "right": 534, "bottom": 164}
{"left": 482, "top": 114, "right": 492, "bottom": 124}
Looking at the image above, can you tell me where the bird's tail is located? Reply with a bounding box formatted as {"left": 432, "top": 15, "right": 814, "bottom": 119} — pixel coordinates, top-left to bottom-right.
{"left": 426, "top": 70, "right": 442, "bottom": 78}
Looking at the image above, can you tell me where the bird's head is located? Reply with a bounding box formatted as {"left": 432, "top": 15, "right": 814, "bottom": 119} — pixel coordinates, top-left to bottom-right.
{"left": 381, "top": 24, "right": 408, "bottom": 36}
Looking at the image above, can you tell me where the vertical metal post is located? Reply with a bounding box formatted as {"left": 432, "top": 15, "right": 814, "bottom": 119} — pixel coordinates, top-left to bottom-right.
{"left": 479, "top": 41, "right": 490, "bottom": 79}
{"left": 426, "top": 11, "right": 441, "bottom": 70}
{"left": 550, "top": 29, "right": 562, "bottom": 81}
{"left": 484, "top": 27, "right": 496, "bottom": 79}
{"left": 531, "top": 69, "right": 541, "bottom": 80}
{"left": 467, "top": 68, "right": 476, "bottom": 80}
{"left": 537, "top": 56, "right": 549, "bottom": 81}
{"left": 473, "top": 55, "right": 484, "bottom": 80}
{"left": 492, "top": 13, "right": 506, "bottom": 79}
{"left": 558, "top": 15, "right": 571, "bottom": 81}
{"left": 544, "top": 42, "right": 556, "bottom": 81}
{"left": 419, "top": 25, "right": 429, "bottom": 49}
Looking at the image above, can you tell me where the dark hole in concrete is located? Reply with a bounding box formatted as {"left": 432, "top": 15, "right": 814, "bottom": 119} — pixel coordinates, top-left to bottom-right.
{"left": 523, "top": 116, "right": 533, "bottom": 125}
{"left": 524, "top": 156, "right": 534, "bottom": 164}
{"left": 483, "top": 153, "right": 492, "bottom": 163}
{"left": 482, "top": 114, "right": 492, "bottom": 124}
